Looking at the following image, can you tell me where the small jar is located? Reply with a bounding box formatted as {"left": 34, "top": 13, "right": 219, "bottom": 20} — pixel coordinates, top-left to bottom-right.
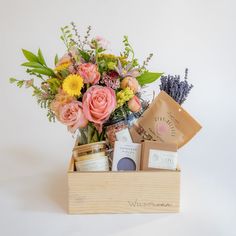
{"left": 104, "top": 118, "right": 128, "bottom": 147}
{"left": 73, "top": 141, "right": 109, "bottom": 172}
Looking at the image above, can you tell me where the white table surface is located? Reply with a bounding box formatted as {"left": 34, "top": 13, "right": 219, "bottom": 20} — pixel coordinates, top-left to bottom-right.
{"left": 0, "top": 144, "right": 235, "bottom": 236}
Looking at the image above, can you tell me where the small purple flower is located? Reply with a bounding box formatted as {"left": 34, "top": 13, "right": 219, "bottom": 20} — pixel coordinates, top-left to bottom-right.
{"left": 101, "top": 71, "right": 120, "bottom": 89}
{"left": 159, "top": 69, "right": 193, "bottom": 105}
{"left": 115, "top": 59, "right": 140, "bottom": 78}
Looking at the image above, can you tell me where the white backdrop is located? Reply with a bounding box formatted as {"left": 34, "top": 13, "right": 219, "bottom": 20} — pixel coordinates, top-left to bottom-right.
{"left": 0, "top": 0, "right": 236, "bottom": 235}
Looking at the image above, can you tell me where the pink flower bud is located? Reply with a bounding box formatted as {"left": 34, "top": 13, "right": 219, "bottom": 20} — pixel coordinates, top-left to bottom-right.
{"left": 128, "top": 95, "right": 141, "bottom": 113}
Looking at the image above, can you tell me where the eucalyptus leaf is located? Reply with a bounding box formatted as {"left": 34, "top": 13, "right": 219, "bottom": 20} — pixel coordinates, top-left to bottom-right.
{"left": 22, "top": 49, "right": 39, "bottom": 62}
{"left": 136, "top": 71, "right": 163, "bottom": 86}
{"left": 38, "top": 49, "right": 46, "bottom": 66}
{"left": 21, "top": 62, "right": 44, "bottom": 68}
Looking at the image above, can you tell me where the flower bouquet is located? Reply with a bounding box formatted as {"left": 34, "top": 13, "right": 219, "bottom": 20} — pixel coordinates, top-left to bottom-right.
{"left": 10, "top": 22, "right": 201, "bottom": 172}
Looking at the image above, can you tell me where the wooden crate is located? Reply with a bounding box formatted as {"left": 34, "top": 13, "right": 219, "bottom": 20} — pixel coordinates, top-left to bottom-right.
{"left": 68, "top": 157, "right": 180, "bottom": 214}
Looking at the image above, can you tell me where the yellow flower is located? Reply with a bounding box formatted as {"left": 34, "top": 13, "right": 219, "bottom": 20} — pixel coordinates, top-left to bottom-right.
{"left": 62, "top": 74, "right": 84, "bottom": 96}
{"left": 55, "top": 62, "right": 71, "bottom": 72}
{"left": 97, "top": 54, "right": 128, "bottom": 66}
{"left": 116, "top": 87, "right": 134, "bottom": 108}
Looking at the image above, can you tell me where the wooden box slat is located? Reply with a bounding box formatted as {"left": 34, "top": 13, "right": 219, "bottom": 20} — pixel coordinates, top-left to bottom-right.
{"left": 68, "top": 157, "right": 180, "bottom": 214}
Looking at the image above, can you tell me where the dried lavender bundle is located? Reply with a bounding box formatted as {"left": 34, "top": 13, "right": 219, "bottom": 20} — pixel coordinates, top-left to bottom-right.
{"left": 159, "top": 68, "right": 193, "bottom": 105}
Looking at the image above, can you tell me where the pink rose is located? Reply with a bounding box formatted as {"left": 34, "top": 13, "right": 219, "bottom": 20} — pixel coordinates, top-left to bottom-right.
{"left": 82, "top": 85, "right": 116, "bottom": 131}
{"left": 90, "top": 36, "right": 110, "bottom": 50}
{"left": 120, "top": 76, "right": 140, "bottom": 93}
{"left": 78, "top": 63, "right": 101, "bottom": 85}
{"left": 58, "top": 101, "right": 88, "bottom": 133}
{"left": 128, "top": 95, "right": 142, "bottom": 113}
{"left": 94, "top": 36, "right": 110, "bottom": 50}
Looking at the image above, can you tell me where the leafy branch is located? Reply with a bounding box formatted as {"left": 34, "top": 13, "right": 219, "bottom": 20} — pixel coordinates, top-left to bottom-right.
{"left": 9, "top": 77, "right": 25, "bottom": 88}
{"left": 60, "top": 25, "right": 75, "bottom": 50}
{"left": 70, "top": 22, "right": 82, "bottom": 48}
{"left": 37, "top": 96, "right": 56, "bottom": 122}
{"left": 121, "top": 36, "right": 139, "bottom": 67}
{"left": 140, "top": 53, "right": 153, "bottom": 72}
{"left": 21, "top": 49, "right": 56, "bottom": 77}
{"left": 82, "top": 25, "right": 92, "bottom": 48}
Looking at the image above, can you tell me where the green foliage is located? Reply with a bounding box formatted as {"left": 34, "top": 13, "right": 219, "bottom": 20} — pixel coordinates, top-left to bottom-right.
{"left": 97, "top": 54, "right": 123, "bottom": 73}
{"left": 79, "top": 49, "right": 90, "bottom": 62}
{"left": 37, "top": 97, "right": 56, "bottom": 122}
{"left": 136, "top": 71, "right": 163, "bottom": 86}
{"left": 107, "top": 104, "right": 131, "bottom": 129}
{"left": 37, "top": 48, "right": 47, "bottom": 66}
{"left": 21, "top": 48, "right": 56, "bottom": 78}
{"left": 21, "top": 62, "right": 43, "bottom": 68}
{"left": 60, "top": 25, "right": 75, "bottom": 49}
{"left": 70, "top": 23, "right": 92, "bottom": 50}
{"left": 25, "top": 69, "right": 44, "bottom": 81}
{"left": 87, "top": 124, "right": 95, "bottom": 143}
{"left": 9, "top": 77, "right": 17, "bottom": 83}
{"left": 58, "top": 69, "right": 69, "bottom": 78}
{"left": 30, "top": 68, "right": 55, "bottom": 77}
{"left": 9, "top": 77, "right": 25, "bottom": 88}
{"left": 121, "top": 36, "right": 139, "bottom": 67}
{"left": 46, "top": 78, "right": 61, "bottom": 94}
{"left": 47, "top": 109, "right": 56, "bottom": 122}
{"left": 91, "top": 131, "right": 99, "bottom": 143}
{"left": 17, "top": 80, "right": 24, "bottom": 88}
{"left": 54, "top": 54, "right": 59, "bottom": 66}
{"left": 107, "top": 62, "right": 116, "bottom": 70}
{"left": 22, "top": 49, "right": 39, "bottom": 62}
{"left": 140, "top": 53, "right": 154, "bottom": 72}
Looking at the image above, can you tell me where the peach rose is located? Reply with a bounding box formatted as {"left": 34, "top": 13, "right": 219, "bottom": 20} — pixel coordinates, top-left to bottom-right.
{"left": 78, "top": 63, "right": 100, "bottom": 85}
{"left": 50, "top": 89, "right": 75, "bottom": 116}
{"left": 55, "top": 48, "right": 78, "bottom": 68}
{"left": 58, "top": 101, "right": 88, "bottom": 133}
{"left": 128, "top": 95, "right": 142, "bottom": 113}
{"left": 120, "top": 76, "right": 140, "bottom": 93}
{"left": 82, "top": 85, "right": 116, "bottom": 131}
